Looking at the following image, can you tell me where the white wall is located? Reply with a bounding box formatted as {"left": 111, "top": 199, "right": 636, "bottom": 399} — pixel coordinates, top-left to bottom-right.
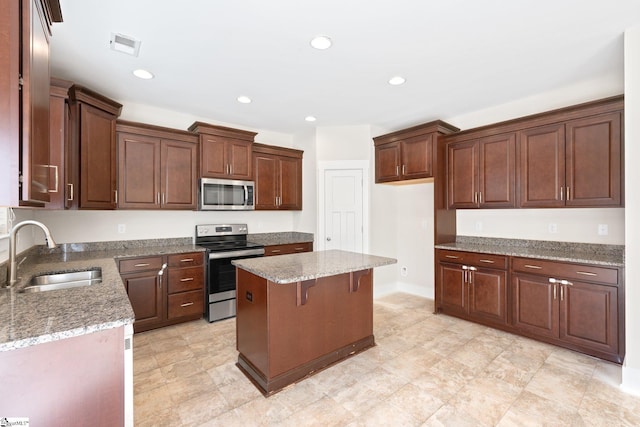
{"left": 292, "top": 130, "right": 319, "bottom": 236}
{"left": 457, "top": 208, "right": 625, "bottom": 245}
{"left": 0, "top": 209, "right": 36, "bottom": 263}
{"left": 622, "top": 25, "right": 640, "bottom": 396}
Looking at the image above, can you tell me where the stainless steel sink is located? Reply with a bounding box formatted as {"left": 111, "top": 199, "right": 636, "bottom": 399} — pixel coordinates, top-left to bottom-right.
{"left": 21, "top": 268, "right": 102, "bottom": 293}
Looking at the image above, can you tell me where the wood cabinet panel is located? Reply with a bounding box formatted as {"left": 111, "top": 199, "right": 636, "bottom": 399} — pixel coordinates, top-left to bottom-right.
{"left": 253, "top": 143, "right": 303, "bottom": 210}
{"left": 168, "top": 289, "right": 204, "bottom": 319}
{"left": 189, "top": 122, "right": 256, "bottom": 180}
{"left": 263, "top": 242, "right": 313, "bottom": 256}
{"left": 168, "top": 252, "right": 204, "bottom": 267}
{"left": 565, "top": 113, "right": 622, "bottom": 207}
{"left": 468, "top": 267, "right": 507, "bottom": 325}
{"left": 167, "top": 266, "right": 204, "bottom": 293}
{"left": 438, "top": 262, "right": 467, "bottom": 317}
{"left": 117, "top": 133, "right": 160, "bottom": 208}
{"left": 560, "top": 281, "right": 618, "bottom": 355}
{"left": 47, "top": 78, "right": 72, "bottom": 209}
{"left": 122, "top": 271, "right": 163, "bottom": 332}
{"left": 512, "top": 273, "right": 559, "bottom": 339}
{"left": 117, "top": 121, "right": 198, "bottom": 210}
{"left": 374, "top": 120, "right": 459, "bottom": 184}
{"left": 447, "top": 141, "right": 477, "bottom": 208}
{"left": 374, "top": 142, "right": 401, "bottom": 182}
{"left": 118, "top": 256, "right": 164, "bottom": 274}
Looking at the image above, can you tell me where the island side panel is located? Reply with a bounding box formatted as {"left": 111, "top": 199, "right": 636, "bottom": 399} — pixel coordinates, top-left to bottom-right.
{"left": 236, "top": 268, "right": 269, "bottom": 376}
{"left": 267, "top": 269, "right": 374, "bottom": 378}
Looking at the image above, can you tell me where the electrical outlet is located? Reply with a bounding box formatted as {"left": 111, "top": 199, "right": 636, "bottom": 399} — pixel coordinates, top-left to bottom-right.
{"left": 118, "top": 224, "right": 126, "bottom": 234}
{"left": 598, "top": 224, "right": 609, "bottom": 236}
{"left": 475, "top": 221, "right": 483, "bottom": 231}
{"left": 400, "top": 266, "right": 408, "bottom": 277}
{"left": 548, "top": 223, "right": 558, "bottom": 234}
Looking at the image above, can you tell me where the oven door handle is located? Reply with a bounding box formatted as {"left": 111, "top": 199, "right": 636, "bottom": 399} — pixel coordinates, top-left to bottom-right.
{"left": 208, "top": 248, "right": 265, "bottom": 259}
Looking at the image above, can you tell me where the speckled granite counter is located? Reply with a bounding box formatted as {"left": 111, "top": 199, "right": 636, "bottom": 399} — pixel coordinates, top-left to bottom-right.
{"left": 232, "top": 249, "right": 396, "bottom": 284}
{"left": 0, "top": 238, "right": 205, "bottom": 351}
{"left": 435, "top": 236, "right": 624, "bottom": 267}
{"left": 247, "top": 231, "right": 314, "bottom": 246}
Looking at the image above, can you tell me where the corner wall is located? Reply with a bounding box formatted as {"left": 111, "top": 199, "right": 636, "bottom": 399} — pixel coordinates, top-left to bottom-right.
{"left": 622, "top": 25, "right": 640, "bottom": 396}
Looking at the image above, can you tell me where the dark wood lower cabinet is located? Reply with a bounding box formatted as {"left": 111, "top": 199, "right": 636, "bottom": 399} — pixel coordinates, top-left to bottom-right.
{"left": 437, "top": 250, "right": 624, "bottom": 363}
{"left": 263, "top": 242, "right": 313, "bottom": 256}
{"left": 119, "top": 251, "right": 204, "bottom": 333}
{"left": 437, "top": 250, "right": 508, "bottom": 328}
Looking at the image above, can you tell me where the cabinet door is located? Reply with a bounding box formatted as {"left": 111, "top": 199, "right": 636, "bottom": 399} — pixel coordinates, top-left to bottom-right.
{"left": 518, "top": 124, "right": 565, "bottom": 208}
{"left": 447, "top": 140, "right": 478, "bottom": 208}
{"left": 80, "top": 103, "right": 117, "bottom": 209}
{"left": 161, "top": 139, "right": 197, "bottom": 209}
{"left": 200, "top": 135, "right": 227, "bottom": 178}
{"left": 401, "top": 134, "right": 433, "bottom": 179}
{"left": 227, "top": 139, "right": 252, "bottom": 180}
{"left": 468, "top": 267, "right": 507, "bottom": 326}
{"left": 438, "top": 262, "right": 467, "bottom": 317}
{"left": 122, "top": 272, "right": 163, "bottom": 333}
{"left": 47, "top": 84, "right": 67, "bottom": 209}
{"left": 374, "top": 142, "right": 401, "bottom": 183}
{"left": 512, "top": 273, "right": 559, "bottom": 339}
{"left": 278, "top": 156, "right": 302, "bottom": 210}
{"left": 253, "top": 153, "right": 278, "bottom": 209}
{"left": 565, "top": 113, "right": 622, "bottom": 207}
{"left": 20, "top": 0, "right": 51, "bottom": 204}
{"left": 117, "top": 133, "right": 160, "bottom": 209}
{"left": 560, "top": 281, "right": 618, "bottom": 356}
{"left": 479, "top": 133, "right": 516, "bottom": 208}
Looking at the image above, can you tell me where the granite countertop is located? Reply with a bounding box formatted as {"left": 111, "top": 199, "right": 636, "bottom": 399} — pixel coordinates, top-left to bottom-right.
{"left": 435, "top": 236, "right": 625, "bottom": 267}
{"left": 233, "top": 249, "right": 397, "bottom": 284}
{"left": 0, "top": 239, "right": 205, "bottom": 352}
{"left": 247, "top": 231, "right": 314, "bottom": 246}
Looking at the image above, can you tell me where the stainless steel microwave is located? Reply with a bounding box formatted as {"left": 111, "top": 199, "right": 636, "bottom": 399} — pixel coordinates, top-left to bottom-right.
{"left": 199, "top": 178, "right": 255, "bottom": 210}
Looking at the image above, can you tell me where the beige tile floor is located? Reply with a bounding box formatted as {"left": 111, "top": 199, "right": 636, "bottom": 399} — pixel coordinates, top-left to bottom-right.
{"left": 133, "top": 293, "right": 640, "bottom": 426}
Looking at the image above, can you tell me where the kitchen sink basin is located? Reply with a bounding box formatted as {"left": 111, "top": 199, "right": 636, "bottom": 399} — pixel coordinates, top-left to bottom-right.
{"left": 21, "top": 268, "right": 102, "bottom": 293}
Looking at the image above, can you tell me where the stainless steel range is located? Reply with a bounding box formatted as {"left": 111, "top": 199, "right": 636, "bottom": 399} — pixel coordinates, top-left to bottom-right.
{"left": 195, "top": 224, "right": 264, "bottom": 322}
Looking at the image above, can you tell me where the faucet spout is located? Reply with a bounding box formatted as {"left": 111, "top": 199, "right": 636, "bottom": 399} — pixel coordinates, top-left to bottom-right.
{"left": 7, "top": 220, "right": 57, "bottom": 287}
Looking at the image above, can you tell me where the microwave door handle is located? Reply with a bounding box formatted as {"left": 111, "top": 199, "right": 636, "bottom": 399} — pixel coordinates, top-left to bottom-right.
{"left": 244, "top": 185, "right": 248, "bottom": 206}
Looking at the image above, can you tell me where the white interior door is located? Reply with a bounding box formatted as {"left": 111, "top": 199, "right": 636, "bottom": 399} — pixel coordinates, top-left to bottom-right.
{"left": 323, "top": 168, "right": 364, "bottom": 252}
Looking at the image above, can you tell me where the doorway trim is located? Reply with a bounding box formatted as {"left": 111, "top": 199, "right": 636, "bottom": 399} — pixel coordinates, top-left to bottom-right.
{"left": 317, "top": 160, "right": 370, "bottom": 252}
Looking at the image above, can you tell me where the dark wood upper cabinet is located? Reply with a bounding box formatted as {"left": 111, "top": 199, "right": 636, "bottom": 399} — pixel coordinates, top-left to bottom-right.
{"left": 253, "top": 143, "right": 303, "bottom": 210}
{"left": 188, "top": 122, "right": 256, "bottom": 180}
{"left": 67, "top": 85, "right": 122, "bottom": 209}
{"left": 0, "top": 0, "right": 62, "bottom": 207}
{"left": 47, "top": 78, "right": 72, "bottom": 209}
{"left": 448, "top": 133, "right": 516, "bottom": 209}
{"left": 117, "top": 121, "right": 198, "bottom": 210}
{"left": 374, "top": 121, "right": 459, "bottom": 184}
{"left": 519, "top": 112, "right": 622, "bottom": 208}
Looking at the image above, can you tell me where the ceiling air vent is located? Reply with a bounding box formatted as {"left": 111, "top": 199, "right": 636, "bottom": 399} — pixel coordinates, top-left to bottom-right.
{"left": 110, "top": 32, "right": 141, "bottom": 57}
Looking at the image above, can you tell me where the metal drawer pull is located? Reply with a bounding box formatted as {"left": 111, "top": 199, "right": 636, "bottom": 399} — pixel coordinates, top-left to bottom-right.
{"left": 479, "top": 259, "right": 495, "bottom": 263}
{"left": 180, "top": 278, "right": 194, "bottom": 282}
{"left": 295, "top": 247, "right": 305, "bottom": 251}
{"left": 576, "top": 271, "right": 597, "bottom": 276}
{"left": 468, "top": 266, "right": 478, "bottom": 271}
{"left": 270, "top": 249, "right": 281, "bottom": 253}
{"left": 134, "top": 263, "right": 150, "bottom": 267}
{"left": 553, "top": 284, "right": 557, "bottom": 300}
{"left": 180, "top": 302, "right": 194, "bottom": 307}
{"left": 524, "top": 264, "right": 542, "bottom": 269}
{"left": 180, "top": 258, "right": 194, "bottom": 262}
{"left": 560, "top": 279, "right": 573, "bottom": 286}
{"left": 445, "top": 255, "right": 459, "bottom": 259}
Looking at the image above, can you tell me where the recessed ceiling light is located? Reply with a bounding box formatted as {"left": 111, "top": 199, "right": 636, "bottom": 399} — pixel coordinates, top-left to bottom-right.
{"left": 237, "top": 96, "right": 252, "bottom": 104}
{"left": 305, "top": 116, "right": 317, "bottom": 122}
{"left": 133, "top": 69, "right": 154, "bottom": 80}
{"left": 388, "top": 76, "right": 406, "bottom": 86}
{"left": 310, "top": 35, "right": 332, "bottom": 50}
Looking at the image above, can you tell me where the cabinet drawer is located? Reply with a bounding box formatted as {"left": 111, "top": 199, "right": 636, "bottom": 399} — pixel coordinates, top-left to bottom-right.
{"left": 168, "top": 252, "right": 204, "bottom": 268}
{"left": 168, "top": 290, "right": 204, "bottom": 319}
{"left": 168, "top": 266, "right": 204, "bottom": 293}
{"left": 119, "top": 256, "right": 164, "bottom": 274}
{"left": 264, "top": 242, "right": 313, "bottom": 256}
{"left": 512, "top": 257, "right": 618, "bottom": 285}
{"left": 437, "top": 250, "right": 508, "bottom": 269}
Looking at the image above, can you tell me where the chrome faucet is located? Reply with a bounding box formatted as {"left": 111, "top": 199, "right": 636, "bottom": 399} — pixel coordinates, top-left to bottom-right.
{"left": 8, "top": 220, "right": 57, "bottom": 287}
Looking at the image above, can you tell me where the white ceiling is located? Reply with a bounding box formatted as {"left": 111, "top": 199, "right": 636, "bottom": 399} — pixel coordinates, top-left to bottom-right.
{"left": 50, "top": 0, "right": 640, "bottom": 135}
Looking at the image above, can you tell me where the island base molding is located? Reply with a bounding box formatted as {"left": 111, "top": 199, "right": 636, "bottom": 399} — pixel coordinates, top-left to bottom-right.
{"left": 237, "top": 335, "right": 375, "bottom": 396}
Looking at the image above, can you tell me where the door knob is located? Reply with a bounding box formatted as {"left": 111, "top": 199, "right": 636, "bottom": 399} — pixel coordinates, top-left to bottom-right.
{"left": 326, "top": 237, "right": 331, "bottom": 241}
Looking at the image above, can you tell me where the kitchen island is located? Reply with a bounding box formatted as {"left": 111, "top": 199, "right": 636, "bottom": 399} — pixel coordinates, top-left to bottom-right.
{"left": 232, "top": 249, "right": 396, "bottom": 395}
